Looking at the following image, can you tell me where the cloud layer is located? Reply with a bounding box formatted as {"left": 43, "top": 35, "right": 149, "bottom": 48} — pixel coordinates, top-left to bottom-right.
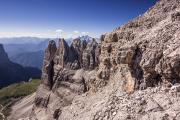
{"left": 0, "top": 29, "right": 90, "bottom": 38}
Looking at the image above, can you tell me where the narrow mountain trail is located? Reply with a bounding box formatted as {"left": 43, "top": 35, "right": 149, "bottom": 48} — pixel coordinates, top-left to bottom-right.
{"left": 0, "top": 104, "right": 5, "bottom": 120}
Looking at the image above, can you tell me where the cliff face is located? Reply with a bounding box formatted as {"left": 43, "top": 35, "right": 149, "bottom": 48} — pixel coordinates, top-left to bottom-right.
{"left": 41, "top": 38, "right": 100, "bottom": 90}
{"left": 0, "top": 44, "right": 9, "bottom": 63}
{"left": 99, "top": 0, "right": 180, "bottom": 92}
{"left": 9, "top": 0, "right": 180, "bottom": 120}
{"left": 27, "top": 38, "right": 100, "bottom": 119}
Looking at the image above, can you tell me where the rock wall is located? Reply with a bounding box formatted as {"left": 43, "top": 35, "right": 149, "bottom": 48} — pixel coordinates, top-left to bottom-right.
{"left": 31, "top": 38, "right": 100, "bottom": 119}
{"left": 98, "top": 0, "right": 180, "bottom": 92}
{"left": 28, "top": 0, "right": 180, "bottom": 119}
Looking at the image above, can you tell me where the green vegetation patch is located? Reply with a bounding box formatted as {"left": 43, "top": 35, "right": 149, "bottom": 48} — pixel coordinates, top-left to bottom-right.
{"left": 0, "top": 79, "right": 41, "bottom": 118}
{"left": 0, "top": 79, "right": 41, "bottom": 105}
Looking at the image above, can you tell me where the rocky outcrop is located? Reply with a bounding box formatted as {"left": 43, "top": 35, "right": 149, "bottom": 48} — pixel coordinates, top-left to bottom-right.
{"left": 52, "top": 38, "right": 100, "bottom": 70}
{"left": 31, "top": 38, "right": 100, "bottom": 119}
{"left": 82, "top": 39, "right": 101, "bottom": 70}
{"left": 58, "top": 83, "right": 180, "bottom": 120}
{"left": 11, "top": 0, "right": 180, "bottom": 120}
{"left": 97, "top": 0, "right": 180, "bottom": 92}
{"left": 42, "top": 40, "right": 57, "bottom": 90}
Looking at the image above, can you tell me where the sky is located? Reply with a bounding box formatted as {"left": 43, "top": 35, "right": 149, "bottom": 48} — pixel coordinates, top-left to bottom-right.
{"left": 0, "top": 0, "right": 158, "bottom": 38}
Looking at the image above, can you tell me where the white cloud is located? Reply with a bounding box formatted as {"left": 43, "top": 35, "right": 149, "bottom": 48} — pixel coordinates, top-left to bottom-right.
{"left": 0, "top": 30, "right": 93, "bottom": 39}
{"left": 73, "top": 30, "right": 79, "bottom": 34}
{"left": 81, "top": 32, "right": 89, "bottom": 35}
{"left": 55, "top": 29, "right": 63, "bottom": 33}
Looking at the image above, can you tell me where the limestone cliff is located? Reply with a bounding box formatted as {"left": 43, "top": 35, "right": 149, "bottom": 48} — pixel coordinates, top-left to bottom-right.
{"left": 8, "top": 0, "right": 180, "bottom": 120}
{"left": 28, "top": 38, "right": 100, "bottom": 120}
{"left": 99, "top": 0, "right": 180, "bottom": 92}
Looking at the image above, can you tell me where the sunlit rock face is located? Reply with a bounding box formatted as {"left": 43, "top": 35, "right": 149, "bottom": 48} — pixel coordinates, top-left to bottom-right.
{"left": 31, "top": 38, "right": 100, "bottom": 119}
{"left": 98, "top": 0, "right": 180, "bottom": 92}
{"left": 13, "top": 0, "right": 180, "bottom": 119}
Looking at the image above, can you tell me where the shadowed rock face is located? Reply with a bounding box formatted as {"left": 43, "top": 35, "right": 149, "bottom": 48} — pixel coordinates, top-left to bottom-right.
{"left": 0, "top": 44, "right": 9, "bottom": 63}
{"left": 42, "top": 40, "right": 57, "bottom": 90}
{"left": 82, "top": 39, "right": 100, "bottom": 70}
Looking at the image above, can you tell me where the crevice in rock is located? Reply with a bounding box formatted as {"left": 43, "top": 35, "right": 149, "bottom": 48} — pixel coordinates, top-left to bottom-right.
{"left": 155, "top": 74, "right": 163, "bottom": 86}
{"left": 130, "top": 47, "right": 144, "bottom": 90}
{"left": 91, "top": 50, "right": 96, "bottom": 69}
{"left": 82, "top": 78, "right": 87, "bottom": 92}
{"left": 53, "top": 108, "right": 61, "bottom": 120}
{"left": 48, "top": 60, "right": 55, "bottom": 90}
{"left": 169, "top": 61, "right": 180, "bottom": 84}
{"left": 107, "top": 45, "right": 112, "bottom": 53}
{"left": 146, "top": 73, "right": 163, "bottom": 87}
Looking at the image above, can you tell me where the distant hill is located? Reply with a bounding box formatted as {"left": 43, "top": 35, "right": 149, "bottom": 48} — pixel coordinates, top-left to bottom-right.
{"left": 10, "top": 50, "right": 44, "bottom": 69}
{"left": 4, "top": 39, "right": 50, "bottom": 57}
{"left": 0, "top": 37, "right": 48, "bottom": 44}
{"left": 0, "top": 44, "right": 41, "bottom": 88}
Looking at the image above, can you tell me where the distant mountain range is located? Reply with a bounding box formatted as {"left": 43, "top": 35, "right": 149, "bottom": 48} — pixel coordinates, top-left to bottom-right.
{"left": 0, "top": 44, "right": 41, "bottom": 88}
{"left": 0, "top": 36, "right": 97, "bottom": 70}
{"left": 10, "top": 50, "right": 44, "bottom": 69}
{"left": 0, "top": 37, "right": 49, "bottom": 44}
{"left": 3, "top": 39, "right": 50, "bottom": 57}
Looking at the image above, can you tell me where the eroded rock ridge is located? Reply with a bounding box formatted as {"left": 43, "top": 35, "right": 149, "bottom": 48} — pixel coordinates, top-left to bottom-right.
{"left": 9, "top": 0, "right": 180, "bottom": 119}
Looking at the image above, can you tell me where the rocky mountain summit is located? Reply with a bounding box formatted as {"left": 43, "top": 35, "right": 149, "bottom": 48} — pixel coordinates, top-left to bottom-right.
{"left": 8, "top": 0, "right": 180, "bottom": 120}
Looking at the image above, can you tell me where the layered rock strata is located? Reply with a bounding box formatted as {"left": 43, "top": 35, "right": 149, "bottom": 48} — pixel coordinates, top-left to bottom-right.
{"left": 9, "top": 0, "right": 180, "bottom": 119}
{"left": 31, "top": 38, "right": 100, "bottom": 119}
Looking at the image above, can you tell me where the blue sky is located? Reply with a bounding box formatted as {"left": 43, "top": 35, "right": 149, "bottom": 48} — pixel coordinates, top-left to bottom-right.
{"left": 0, "top": 0, "right": 157, "bottom": 38}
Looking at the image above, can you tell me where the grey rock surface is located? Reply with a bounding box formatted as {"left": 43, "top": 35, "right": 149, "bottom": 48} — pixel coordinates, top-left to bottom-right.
{"left": 8, "top": 0, "right": 180, "bottom": 120}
